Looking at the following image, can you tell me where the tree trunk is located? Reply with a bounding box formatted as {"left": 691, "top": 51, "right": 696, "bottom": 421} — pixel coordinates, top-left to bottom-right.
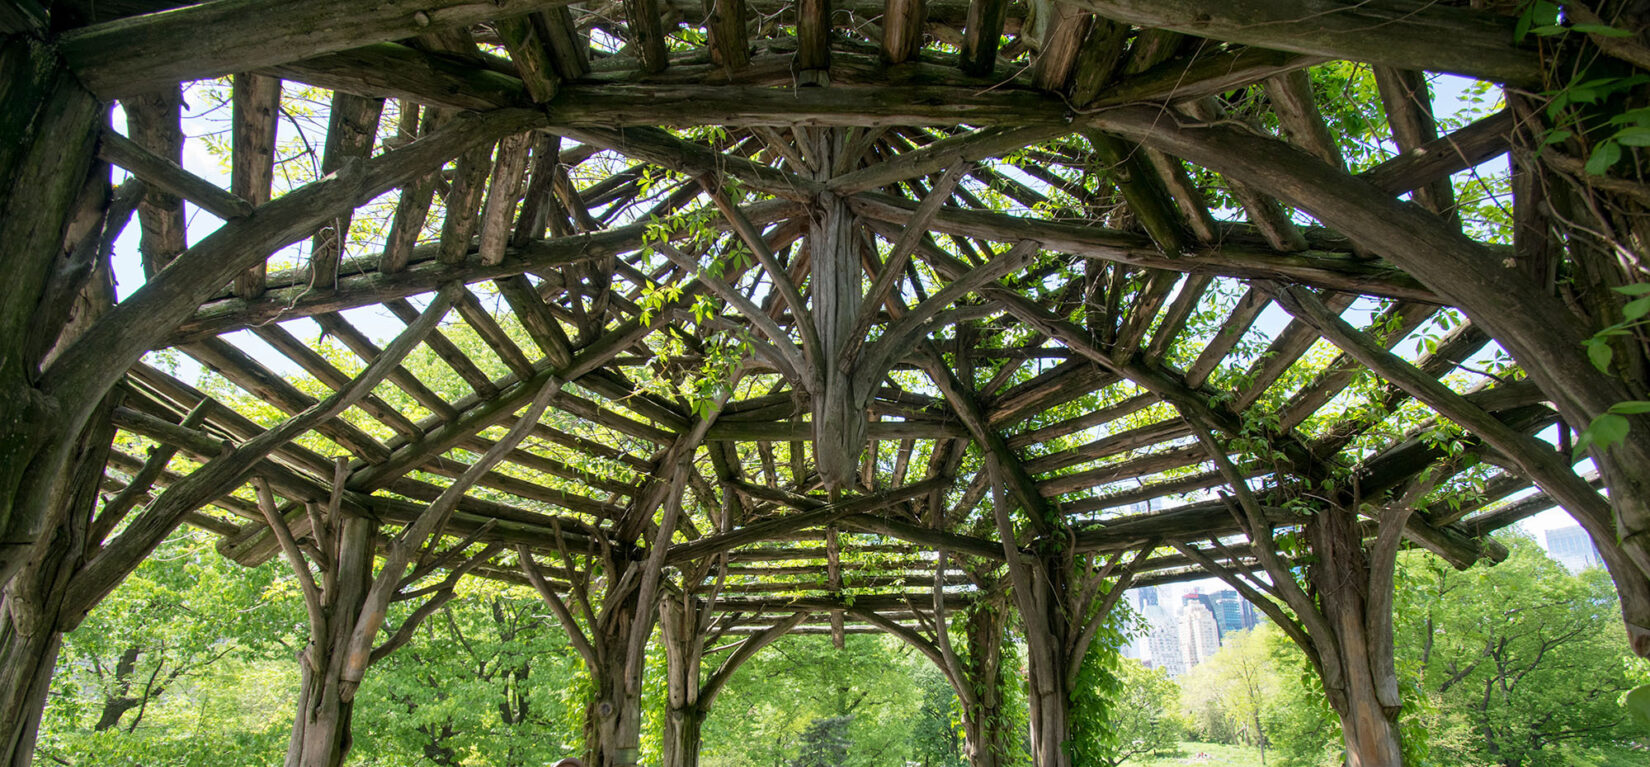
{"left": 284, "top": 516, "right": 376, "bottom": 767}
{"left": 1308, "top": 510, "right": 1404, "bottom": 767}
{"left": 0, "top": 394, "right": 118, "bottom": 767}
{"left": 808, "top": 159, "right": 867, "bottom": 491}
{"left": 1020, "top": 559, "right": 1074, "bottom": 767}
{"left": 286, "top": 657, "right": 357, "bottom": 767}
{"left": 582, "top": 584, "right": 644, "bottom": 767}
{"left": 960, "top": 605, "right": 1011, "bottom": 767}
{"left": 584, "top": 644, "right": 643, "bottom": 767}
{"left": 91, "top": 646, "right": 142, "bottom": 731}
{"left": 661, "top": 704, "right": 705, "bottom": 767}
{"left": 660, "top": 596, "right": 702, "bottom": 767}
{"left": 1024, "top": 677, "right": 1071, "bottom": 767}
{"left": 0, "top": 600, "right": 68, "bottom": 767}
{"left": 0, "top": 35, "right": 103, "bottom": 592}
{"left": 1335, "top": 687, "right": 1403, "bottom": 767}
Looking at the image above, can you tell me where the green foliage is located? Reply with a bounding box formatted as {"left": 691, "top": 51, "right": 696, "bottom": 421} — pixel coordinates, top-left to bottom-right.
{"left": 909, "top": 664, "right": 966, "bottom": 767}
{"left": 1180, "top": 625, "right": 1282, "bottom": 760}
{"left": 792, "top": 716, "right": 853, "bottom": 767}
{"left": 1393, "top": 536, "right": 1650, "bottom": 767}
{"left": 39, "top": 532, "right": 300, "bottom": 766}
{"left": 700, "top": 634, "right": 929, "bottom": 767}
{"left": 1095, "top": 661, "right": 1186, "bottom": 767}
{"left": 348, "top": 583, "right": 587, "bottom": 766}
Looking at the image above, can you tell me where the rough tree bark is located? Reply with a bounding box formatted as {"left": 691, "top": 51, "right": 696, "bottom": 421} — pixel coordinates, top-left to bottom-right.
{"left": 520, "top": 467, "right": 687, "bottom": 767}
{"left": 284, "top": 514, "right": 377, "bottom": 767}
{"left": 957, "top": 601, "right": 1013, "bottom": 767}
{"left": 986, "top": 460, "right": 1146, "bottom": 767}
{"left": 1172, "top": 419, "right": 1437, "bottom": 767}
{"left": 659, "top": 594, "right": 805, "bottom": 767}
{"left": 0, "top": 35, "right": 104, "bottom": 593}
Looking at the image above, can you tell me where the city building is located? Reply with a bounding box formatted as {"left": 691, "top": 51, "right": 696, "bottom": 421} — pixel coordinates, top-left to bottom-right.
{"left": 1210, "top": 589, "right": 1257, "bottom": 638}
{"left": 1148, "top": 618, "right": 1186, "bottom": 677}
{"left": 1179, "top": 593, "right": 1222, "bottom": 670}
{"left": 1544, "top": 525, "right": 1602, "bottom": 572}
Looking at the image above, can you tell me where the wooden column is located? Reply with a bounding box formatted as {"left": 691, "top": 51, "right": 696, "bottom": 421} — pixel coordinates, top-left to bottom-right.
{"left": 284, "top": 513, "right": 379, "bottom": 767}
{"left": 808, "top": 132, "right": 867, "bottom": 491}
{"left": 1171, "top": 420, "right": 1416, "bottom": 767}
{"left": 985, "top": 460, "right": 1144, "bottom": 767}
{"left": 521, "top": 468, "right": 688, "bottom": 767}
{"left": 121, "top": 84, "right": 187, "bottom": 276}
{"left": 230, "top": 73, "right": 280, "bottom": 297}
{"left": 0, "top": 35, "right": 103, "bottom": 593}
{"left": 661, "top": 594, "right": 808, "bottom": 767}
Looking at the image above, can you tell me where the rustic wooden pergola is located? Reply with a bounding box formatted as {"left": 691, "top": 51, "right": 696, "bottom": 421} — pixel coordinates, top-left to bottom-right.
{"left": 4, "top": 2, "right": 1650, "bottom": 767}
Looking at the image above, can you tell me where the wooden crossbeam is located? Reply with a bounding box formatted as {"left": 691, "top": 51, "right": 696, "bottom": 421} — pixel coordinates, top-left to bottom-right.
{"left": 1064, "top": 0, "right": 1539, "bottom": 84}
{"left": 62, "top": 0, "right": 582, "bottom": 97}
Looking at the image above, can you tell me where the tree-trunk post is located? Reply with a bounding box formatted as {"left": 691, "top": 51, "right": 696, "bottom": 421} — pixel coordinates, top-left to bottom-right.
{"left": 660, "top": 596, "right": 703, "bottom": 767}
{"left": 285, "top": 515, "right": 377, "bottom": 767}
{"left": 807, "top": 130, "right": 867, "bottom": 491}
{"left": 0, "top": 391, "right": 118, "bottom": 767}
{"left": 1307, "top": 510, "right": 1404, "bottom": 767}
{"left": 0, "top": 32, "right": 104, "bottom": 592}
{"left": 0, "top": 574, "right": 71, "bottom": 767}
{"left": 582, "top": 590, "right": 643, "bottom": 767}
{"left": 960, "top": 604, "right": 1010, "bottom": 767}
{"left": 661, "top": 703, "right": 705, "bottom": 767}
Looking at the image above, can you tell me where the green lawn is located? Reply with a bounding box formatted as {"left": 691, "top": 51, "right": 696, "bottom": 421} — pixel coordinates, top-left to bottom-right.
{"left": 1129, "top": 741, "right": 1267, "bottom": 767}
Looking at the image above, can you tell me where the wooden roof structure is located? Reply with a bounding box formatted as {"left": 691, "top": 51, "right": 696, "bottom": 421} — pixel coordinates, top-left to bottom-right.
{"left": 57, "top": 0, "right": 1545, "bottom": 624}
{"left": 11, "top": 2, "right": 1650, "bottom": 765}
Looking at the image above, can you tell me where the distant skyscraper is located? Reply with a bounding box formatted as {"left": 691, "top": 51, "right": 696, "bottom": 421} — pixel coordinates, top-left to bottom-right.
{"left": 1136, "top": 585, "right": 1160, "bottom": 609}
{"left": 1544, "top": 526, "right": 1602, "bottom": 572}
{"left": 1210, "top": 590, "right": 1251, "bottom": 638}
{"left": 1149, "top": 618, "right": 1186, "bottom": 678}
{"left": 1179, "top": 593, "right": 1222, "bottom": 670}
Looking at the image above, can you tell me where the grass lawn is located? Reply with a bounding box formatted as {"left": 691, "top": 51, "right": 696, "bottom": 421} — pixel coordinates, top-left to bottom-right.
{"left": 1129, "top": 741, "right": 1267, "bottom": 767}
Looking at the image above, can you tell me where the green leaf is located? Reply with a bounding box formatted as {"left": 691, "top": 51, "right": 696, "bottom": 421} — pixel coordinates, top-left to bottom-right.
{"left": 1616, "top": 127, "right": 1650, "bottom": 147}
{"left": 1627, "top": 684, "right": 1650, "bottom": 729}
{"left": 1573, "top": 23, "right": 1636, "bottom": 37}
{"left": 1625, "top": 296, "right": 1650, "bottom": 321}
{"left": 1609, "top": 400, "right": 1650, "bottom": 415}
{"left": 1586, "top": 337, "right": 1615, "bottom": 372}
{"left": 1542, "top": 129, "right": 1574, "bottom": 145}
{"left": 1591, "top": 413, "right": 1631, "bottom": 451}
{"left": 1586, "top": 141, "right": 1623, "bottom": 175}
{"left": 1613, "top": 283, "right": 1650, "bottom": 296}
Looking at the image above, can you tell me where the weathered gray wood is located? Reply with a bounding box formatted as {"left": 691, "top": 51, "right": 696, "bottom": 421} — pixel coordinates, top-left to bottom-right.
{"left": 667, "top": 477, "right": 949, "bottom": 562}
{"left": 98, "top": 128, "right": 253, "bottom": 221}
{"left": 43, "top": 108, "right": 546, "bottom": 422}
{"left": 848, "top": 192, "right": 1436, "bottom": 301}
{"left": 1373, "top": 65, "right": 1455, "bottom": 219}
{"left": 1062, "top": 0, "right": 1539, "bottom": 84}
{"left": 496, "top": 15, "right": 562, "bottom": 102}
{"left": 308, "top": 93, "right": 385, "bottom": 288}
{"left": 120, "top": 86, "right": 189, "bottom": 276}
{"left": 230, "top": 73, "right": 279, "bottom": 298}
{"left": 478, "top": 133, "right": 534, "bottom": 265}
{"left": 62, "top": 0, "right": 582, "bottom": 98}
{"left": 1030, "top": 2, "right": 1089, "bottom": 92}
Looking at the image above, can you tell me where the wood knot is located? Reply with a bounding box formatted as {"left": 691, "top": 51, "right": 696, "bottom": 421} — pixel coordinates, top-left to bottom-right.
{"left": 413, "top": 10, "right": 431, "bottom": 27}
